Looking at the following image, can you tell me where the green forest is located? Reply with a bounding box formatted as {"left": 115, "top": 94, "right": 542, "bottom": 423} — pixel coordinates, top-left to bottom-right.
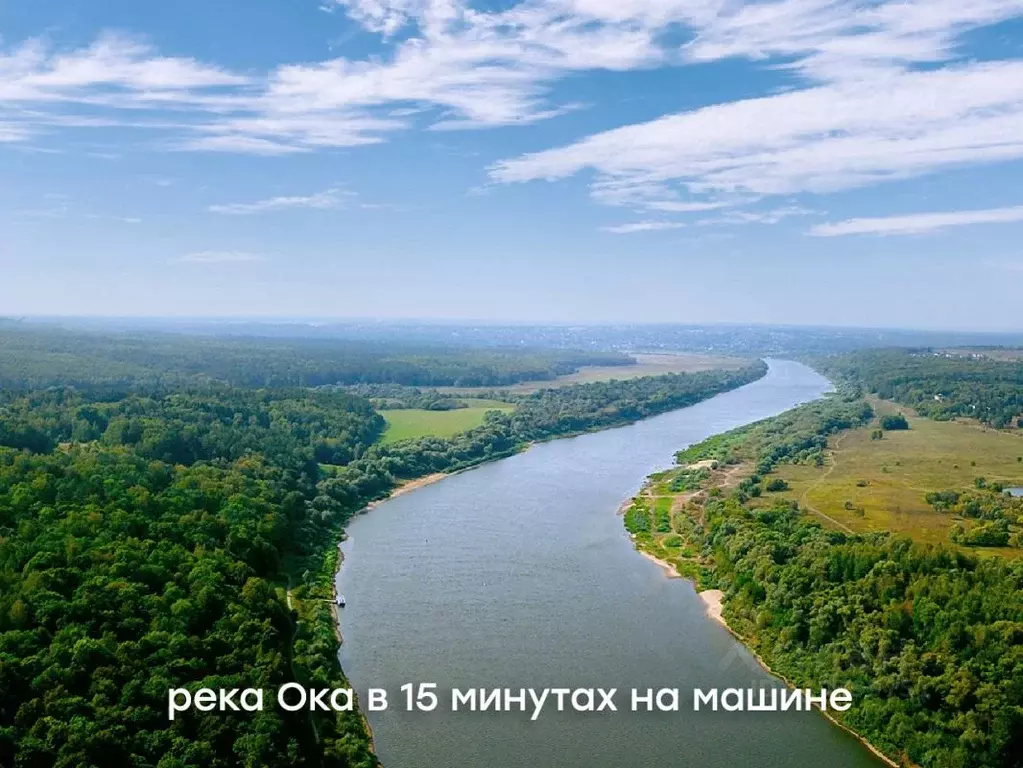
{"left": 816, "top": 349, "right": 1023, "bottom": 429}
{"left": 636, "top": 351, "right": 1023, "bottom": 768}
{"left": 0, "top": 321, "right": 632, "bottom": 390}
{"left": 0, "top": 327, "right": 767, "bottom": 768}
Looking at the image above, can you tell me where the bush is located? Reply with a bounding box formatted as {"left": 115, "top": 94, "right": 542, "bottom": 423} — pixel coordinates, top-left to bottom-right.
{"left": 765, "top": 478, "right": 789, "bottom": 492}
{"left": 950, "top": 520, "right": 1010, "bottom": 547}
{"left": 880, "top": 414, "right": 909, "bottom": 430}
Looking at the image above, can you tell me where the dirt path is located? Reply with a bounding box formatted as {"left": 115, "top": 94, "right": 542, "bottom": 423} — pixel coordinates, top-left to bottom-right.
{"left": 798, "top": 433, "right": 856, "bottom": 535}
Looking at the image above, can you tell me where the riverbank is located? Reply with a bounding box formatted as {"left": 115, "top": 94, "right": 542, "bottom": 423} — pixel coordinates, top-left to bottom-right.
{"left": 362, "top": 472, "right": 451, "bottom": 512}
{"left": 623, "top": 477, "right": 905, "bottom": 768}
{"left": 698, "top": 589, "right": 724, "bottom": 625}
{"left": 333, "top": 360, "right": 884, "bottom": 768}
{"left": 635, "top": 547, "right": 682, "bottom": 577}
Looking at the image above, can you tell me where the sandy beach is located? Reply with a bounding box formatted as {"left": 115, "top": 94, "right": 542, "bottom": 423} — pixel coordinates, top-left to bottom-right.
{"left": 636, "top": 547, "right": 681, "bottom": 578}
{"left": 361, "top": 472, "right": 449, "bottom": 512}
{"left": 698, "top": 589, "right": 725, "bottom": 625}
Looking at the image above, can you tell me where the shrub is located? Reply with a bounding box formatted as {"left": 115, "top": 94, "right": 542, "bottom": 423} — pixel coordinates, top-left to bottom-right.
{"left": 880, "top": 414, "right": 909, "bottom": 430}
{"left": 765, "top": 478, "right": 789, "bottom": 492}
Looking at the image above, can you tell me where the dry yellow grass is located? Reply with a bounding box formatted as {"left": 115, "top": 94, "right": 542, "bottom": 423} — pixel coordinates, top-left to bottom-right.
{"left": 768, "top": 402, "right": 1023, "bottom": 554}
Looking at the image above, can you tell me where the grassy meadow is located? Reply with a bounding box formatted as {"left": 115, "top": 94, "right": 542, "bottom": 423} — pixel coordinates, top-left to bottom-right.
{"left": 380, "top": 399, "right": 515, "bottom": 443}
{"left": 769, "top": 401, "right": 1023, "bottom": 551}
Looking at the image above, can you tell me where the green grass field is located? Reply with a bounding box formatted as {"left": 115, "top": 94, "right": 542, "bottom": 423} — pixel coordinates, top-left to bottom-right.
{"left": 769, "top": 401, "right": 1023, "bottom": 553}
{"left": 380, "top": 399, "right": 515, "bottom": 443}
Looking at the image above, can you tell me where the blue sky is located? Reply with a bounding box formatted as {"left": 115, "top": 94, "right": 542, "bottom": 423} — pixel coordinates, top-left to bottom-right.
{"left": 2, "top": 0, "right": 1023, "bottom": 330}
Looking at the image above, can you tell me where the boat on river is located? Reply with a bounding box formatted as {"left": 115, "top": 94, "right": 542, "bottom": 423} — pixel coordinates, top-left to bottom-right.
{"left": 336, "top": 594, "right": 346, "bottom": 607}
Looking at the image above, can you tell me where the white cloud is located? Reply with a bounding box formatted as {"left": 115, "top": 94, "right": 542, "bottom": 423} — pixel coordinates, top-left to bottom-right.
{"left": 481, "top": 0, "right": 1023, "bottom": 218}
{"left": 809, "top": 205, "right": 1023, "bottom": 236}
{"left": 601, "top": 220, "right": 687, "bottom": 233}
{"left": 0, "top": 123, "right": 31, "bottom": 142}
{"left": 701, "top": 205, "right": 819, "bottom": 226}
{"left": 0, "top": 1, "right": 682, "bottom": 152}
{"left": 174, "top": 250, "right": 268, "bottom": 263}
{"left": 683, "top": 0, "right": 1023, "bottom": 81}
{"left": 209, "top": 188, "right": 353, "bottom": 214}
{"left": 0, "top": 33, "right": 245, "bottom": 110}
{"left": 1, "top": 0, "right": 1022, "bottom": 179}
{"left": 490, "top": 61, "right": 1023, "bottom": 210}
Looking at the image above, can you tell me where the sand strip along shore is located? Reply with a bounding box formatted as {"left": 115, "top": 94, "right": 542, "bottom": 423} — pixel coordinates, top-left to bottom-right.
{"left": 641, "top": 559, "right": 900, "bottom": 767}
{"left": 698, "top": 589, "right": 725, "bottom": 625}
{"left": 361, "top": 472, "right": 449, "bottom": 513}
{"left": 626, "top": 504, "right": 901, "bottom": 768}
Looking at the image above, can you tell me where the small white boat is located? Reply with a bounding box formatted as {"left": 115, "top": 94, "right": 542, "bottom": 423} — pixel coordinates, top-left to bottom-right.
{"left": 336, "top": 594, "right": 346, "bottom": 607}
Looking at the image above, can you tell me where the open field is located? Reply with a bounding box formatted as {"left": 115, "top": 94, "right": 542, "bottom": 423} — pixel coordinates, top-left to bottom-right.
{"left": 438, "top": 352, "right": 749, "bottom": 394}
{"left": 380, "top": 399, "right": 515, "bottom": 443}
{"left": 768, "top": 401, "right": 1023, "bottom": 552}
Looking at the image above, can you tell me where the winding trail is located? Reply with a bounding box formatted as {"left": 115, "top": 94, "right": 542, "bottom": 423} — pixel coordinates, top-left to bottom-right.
{"left": 799, "top": 433, "right": 856, "bottom": 535}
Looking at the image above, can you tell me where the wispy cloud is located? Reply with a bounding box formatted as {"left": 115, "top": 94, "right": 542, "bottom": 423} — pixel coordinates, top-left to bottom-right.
{"left": 810, "top": 205, "right": 1023, "bottom": 236}
{"left": 601, "top": 220, "right": 687, "bottom": 234}
{"left": 484, "top": 0, "right": 1023, "bottom": 218}
{"left": 208, "top": 188, "right": 352, "bottom": 215}
{"left": 1, "top": 0, "right": 1022, "bottom": 183}
{"left": 490, "top": 61, "right": 1023, "bottom": 211}
{"left": 1, "top": 3, "right": 668, "bottom": 154}
{"left": 173, "top": 250, "right": 268, "bottom": 263}
{"left": 700, "top": 205, "right": 819, "bottom": 226}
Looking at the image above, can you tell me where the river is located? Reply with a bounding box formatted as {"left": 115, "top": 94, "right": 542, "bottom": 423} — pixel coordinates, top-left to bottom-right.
{"left": 336, "top": 359, "right": 885, "bottom": 768}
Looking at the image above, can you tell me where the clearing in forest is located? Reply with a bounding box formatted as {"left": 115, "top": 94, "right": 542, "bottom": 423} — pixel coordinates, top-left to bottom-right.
{"left": 379, "top": 399, "right": 515, "bottom": 443}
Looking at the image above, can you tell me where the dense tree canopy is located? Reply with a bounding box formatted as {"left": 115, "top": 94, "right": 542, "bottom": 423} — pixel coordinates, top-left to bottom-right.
{"left": 0, "top": 322, "right": 632, "bottom": 391}
{"left": 817, "top": 349, "right": 1023, "bottom": 428}
{"left": 0, "top": 337, "right": 767, "bottom": 768}
{"left": 664, "top": 389, "right": 1023, "bottom": 768}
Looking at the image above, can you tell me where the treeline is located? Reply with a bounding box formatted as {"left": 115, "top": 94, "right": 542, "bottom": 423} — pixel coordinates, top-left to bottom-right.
{"left": 817, "top": 349, "right": 1023, "bottom": 428}
{"left": 674, "top": 392, "right": 874, "bottom": 474}
{"left": 927, "top": 489, "right": 1023, "bottom": 548}
{"left": 665, "top": 394, "right": 1023, "bottom": 768}
{"left": 336, "top": 384, "right": 467, "bottom": 411}
{"left": 0, "top": 321, "right": 632, "bottom": 391}
{"left": 0, "top": 354, "right": 766, "bottom": 767}
{"left": 326, "top": 362, "right": 769, "bottom": 504}
{"left": 0, "top": 408, "right": 384, "bottom": 767}
{"left": 709, "top": 496, "right": 1023, "bottom": 768}
{"left": 0, "top": 388, "right": 385, "bottom": 468}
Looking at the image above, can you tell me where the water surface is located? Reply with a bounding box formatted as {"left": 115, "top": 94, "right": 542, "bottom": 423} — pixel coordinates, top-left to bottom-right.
{"left": 337, "top": 360, "right": 884, "bottom": 768}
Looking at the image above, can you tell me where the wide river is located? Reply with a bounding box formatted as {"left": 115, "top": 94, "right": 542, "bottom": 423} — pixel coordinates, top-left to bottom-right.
{"left": 336, "top": 359, "right": 884, "bottom": 768}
